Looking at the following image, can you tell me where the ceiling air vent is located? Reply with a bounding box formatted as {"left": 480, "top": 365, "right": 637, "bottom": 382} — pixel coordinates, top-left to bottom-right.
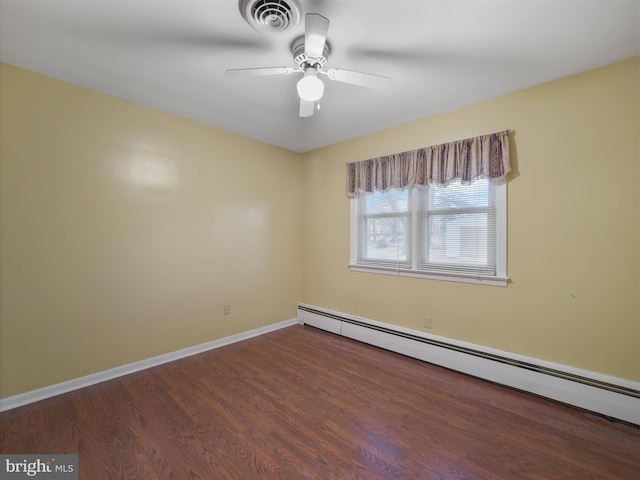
{"left": 240, "top": 0, "right": 302, "bottom": 33}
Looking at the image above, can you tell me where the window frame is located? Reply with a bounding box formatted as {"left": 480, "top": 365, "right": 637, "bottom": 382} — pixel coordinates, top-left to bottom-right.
{"left": 349, "top": 182, "right": 508, "bottom": 287}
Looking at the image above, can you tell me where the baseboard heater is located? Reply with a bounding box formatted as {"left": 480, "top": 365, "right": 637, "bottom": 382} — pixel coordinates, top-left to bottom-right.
{"left": 298, "top": 304, "right": 640, "bottom": 425}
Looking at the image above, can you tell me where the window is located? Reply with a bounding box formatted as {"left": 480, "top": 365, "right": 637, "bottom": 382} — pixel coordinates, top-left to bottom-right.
{"left": 350, "top": 179, "right": 507, "bottom": 286}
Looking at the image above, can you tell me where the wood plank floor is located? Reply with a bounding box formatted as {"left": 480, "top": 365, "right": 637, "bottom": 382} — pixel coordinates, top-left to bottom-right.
{"left": 1, "top": 324, "right": 638, "bottom": 479}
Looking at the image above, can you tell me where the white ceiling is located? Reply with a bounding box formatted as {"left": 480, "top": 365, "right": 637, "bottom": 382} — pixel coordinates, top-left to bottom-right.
{"left": 1, "top": 0, "right": 639, "bottom": 153}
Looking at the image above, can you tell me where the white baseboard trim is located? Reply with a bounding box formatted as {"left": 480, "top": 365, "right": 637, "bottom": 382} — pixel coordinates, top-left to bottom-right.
{"left": 298, "top": 303, "right": 640, "bottom": 425}
{"left": 0, "top": 318, "right": 299, "bottom": 413}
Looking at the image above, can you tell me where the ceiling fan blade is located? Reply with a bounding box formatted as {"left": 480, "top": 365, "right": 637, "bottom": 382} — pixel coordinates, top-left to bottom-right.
{"left": 299, "top": 99, "right": 315, "bottom": 117}
{"left": 225, "top": 67, "right": 298, "bottom": 77}
{"left": 58, "top": 21, "right": 271, "bottom": 53}
{"left": 304, "top": 13, "right": 329, "bottom": 58}
{"left": 325, "top": 68, "right": 392, "bottom": 90}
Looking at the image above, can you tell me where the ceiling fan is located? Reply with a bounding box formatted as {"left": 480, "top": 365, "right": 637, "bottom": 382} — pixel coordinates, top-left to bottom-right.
{"left": 225, "top": 13, "right": 392, "bottom": 117}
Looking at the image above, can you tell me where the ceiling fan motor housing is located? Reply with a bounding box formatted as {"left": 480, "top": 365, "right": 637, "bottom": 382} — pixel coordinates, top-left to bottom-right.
{"left": 240, "top": 0, "right": 302, "bottom": 33}
{"left": 292, "top": 35, "right": 329, "bottom": 68}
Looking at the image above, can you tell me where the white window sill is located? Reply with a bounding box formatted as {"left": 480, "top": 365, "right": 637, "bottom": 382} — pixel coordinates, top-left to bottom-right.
{"left": 348, "top": 264, "right": 509, "bottom": 287}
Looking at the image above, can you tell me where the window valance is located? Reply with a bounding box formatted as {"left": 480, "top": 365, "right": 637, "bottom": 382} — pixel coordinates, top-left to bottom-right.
{"left": 346, "top": 130, "right": 511, "bottom": 198}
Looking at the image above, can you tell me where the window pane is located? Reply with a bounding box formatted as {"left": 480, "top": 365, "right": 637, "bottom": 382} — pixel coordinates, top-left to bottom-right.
{"left": 363, "top": 216, "right": 408, "bottom": 263}
{"left": 428, "top": 179, "right": 490, "bottom": 210}
{"left": 358, "top": 188, "right": 411, "bottom": 266}
{"left": 365, "top": 189, "right": 409, "bottom": 214}
{"left": 423, "top": 212, "right": 493, "bottom": 269}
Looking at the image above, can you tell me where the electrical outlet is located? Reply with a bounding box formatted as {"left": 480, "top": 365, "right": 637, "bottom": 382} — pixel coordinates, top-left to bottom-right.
{"left": 224, "top": 304, "right": 231, "bottom": 316}
{"left": 423, "top": 315, "right": 432, "bottom": 329}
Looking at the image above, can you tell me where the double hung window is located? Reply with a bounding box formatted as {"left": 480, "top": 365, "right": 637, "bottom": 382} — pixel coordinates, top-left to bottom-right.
{"left": 350, "top": 179, "right": 507, "bottom": 286}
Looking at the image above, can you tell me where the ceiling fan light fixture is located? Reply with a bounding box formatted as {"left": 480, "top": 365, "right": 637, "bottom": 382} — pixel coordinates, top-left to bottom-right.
{"left": 296, "top": 71, "right": 324, "bottom": 102}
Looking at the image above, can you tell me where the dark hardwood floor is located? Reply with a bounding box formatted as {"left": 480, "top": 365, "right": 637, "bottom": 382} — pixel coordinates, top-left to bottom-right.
{"left": 1, "top": 324, "right": 638, "bottom": 479}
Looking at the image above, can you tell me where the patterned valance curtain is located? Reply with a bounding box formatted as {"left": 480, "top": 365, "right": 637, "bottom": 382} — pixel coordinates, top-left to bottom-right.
{"left": 346, "top": 130, "right": 511, "bottom": 198}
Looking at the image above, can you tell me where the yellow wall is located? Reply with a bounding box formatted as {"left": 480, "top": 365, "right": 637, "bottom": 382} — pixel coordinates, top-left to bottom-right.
{"left": 301, "top": 58, "right": 640, "bottom": 381}
{"left": 0, "top": 63, "right": 302, "bottom": 398}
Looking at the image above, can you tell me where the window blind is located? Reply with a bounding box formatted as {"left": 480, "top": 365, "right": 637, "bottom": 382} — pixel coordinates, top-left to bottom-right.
{"left": 419, "top": 179, "right": 496, "bottom": 276}
{"left": 357, "top": 188, "right": 412, "bottom": 268}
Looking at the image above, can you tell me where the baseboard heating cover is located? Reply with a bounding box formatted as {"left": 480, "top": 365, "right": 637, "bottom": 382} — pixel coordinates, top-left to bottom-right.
{"left": 297, "top": 304, "right": 640, "bottom": 425}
